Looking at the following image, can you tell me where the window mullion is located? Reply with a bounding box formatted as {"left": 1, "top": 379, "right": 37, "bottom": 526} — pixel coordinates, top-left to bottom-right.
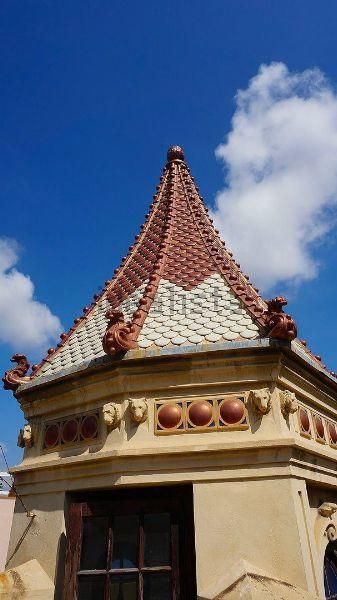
{"left": 104, "top": 518, "right": 113, "bottom": 600}
{"left": 138, "top": 514, "right": 144, "bottom": 600}
{"left": 171, "top": 517, "right": 180, "bottom": 600}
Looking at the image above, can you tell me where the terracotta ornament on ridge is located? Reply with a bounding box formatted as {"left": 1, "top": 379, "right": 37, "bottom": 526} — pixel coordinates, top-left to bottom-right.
{"left": 265, "top": 297, "right": 297, "bottom": 341}
{"left": 2, "top": 354, "right": 30, "bottom": 391}
{"left": 102, "top": 309, "right": 137, "bottom": 355}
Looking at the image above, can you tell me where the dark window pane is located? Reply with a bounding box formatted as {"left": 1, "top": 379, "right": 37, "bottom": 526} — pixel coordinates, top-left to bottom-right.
{"left": 144, "top": 513, "right": 170, "bottom": 567}
{"left": 110, "top": 574, "right": 138, "bottom": 600}
{"left": 80, "top": 517, "right": 108, "bottom": 570}
{"left": 143, "top": 572, "right": 171, "bottom": 600}
{"left": 78, "top": 575, "right": 105, "bottom": 600}
{"left": 111, "top": 515, "right": 139, "bottom": 568}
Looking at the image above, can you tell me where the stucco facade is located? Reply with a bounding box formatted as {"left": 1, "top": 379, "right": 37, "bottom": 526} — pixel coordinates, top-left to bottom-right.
{"left": 0, "top": 495, "right": 15, "bottom": 572}
{"left": 1, "top": 147, "right": 337, "bottom": 599}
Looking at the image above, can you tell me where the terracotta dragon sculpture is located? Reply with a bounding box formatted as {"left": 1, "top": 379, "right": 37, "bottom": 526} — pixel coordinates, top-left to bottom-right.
{"left": 265, "top": 297, "right": 297, "bottom": 341}
{"left": 2, "top": 354, "right": 30, "bottom": 391}
{"left": 102, "top": 309, "right": 137, "bottom": 355}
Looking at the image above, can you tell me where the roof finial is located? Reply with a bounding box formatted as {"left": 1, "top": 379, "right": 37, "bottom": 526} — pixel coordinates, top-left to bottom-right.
{"left": 167, "top": 145, "right": 185, "bottom": 162}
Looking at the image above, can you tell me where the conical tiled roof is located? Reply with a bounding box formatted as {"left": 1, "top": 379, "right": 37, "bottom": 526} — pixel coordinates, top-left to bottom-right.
{"left": 31, "top": 146, "right": 270, "bottom": 379}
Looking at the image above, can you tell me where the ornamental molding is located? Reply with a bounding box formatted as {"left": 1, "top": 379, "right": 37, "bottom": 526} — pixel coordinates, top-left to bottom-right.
{"left": 129, "top": 398, "right": 148, "bottom": 424}
{"left": 279, "top": 390, "right": 298, "bottom": 417}
{"left": 265, "top": 296, "right": 297, "bottom": 341}
{"left": 102, "top": 309, "right": 137, "bottom": 355}
{"left": 2, "top": 354, "right": 30, "bottom": 391}
{"left": 103, "top": 402, "right": 121, "bottom": 430}
{"left": 248, "top": 389, "right": 271, "bottom": 415}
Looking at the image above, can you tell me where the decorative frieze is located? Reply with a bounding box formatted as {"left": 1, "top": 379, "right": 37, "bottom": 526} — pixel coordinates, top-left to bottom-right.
{"left": 297, "top": 405, "right": 337, "bottom": 449}
{"left": 155, "top": 395, "right": 249, "bottom": 435}
{"left": 43, "top": 411, "right": 99, "bottom": 451}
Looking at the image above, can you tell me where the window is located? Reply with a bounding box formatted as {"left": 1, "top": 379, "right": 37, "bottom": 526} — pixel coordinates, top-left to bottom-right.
{"left": 325, "top": 541, "right": 337, "bottom": 600}
{"left": 63, "top": 486, "right": 196, "bottom": 600}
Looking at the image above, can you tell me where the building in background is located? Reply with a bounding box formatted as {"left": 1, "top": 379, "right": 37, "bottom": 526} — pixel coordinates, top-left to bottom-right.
{"left": 1, "top": 147, "right": 337, "bottom": 599}
{"left": 0, "top": 474, "right": 15, "bottom": 573}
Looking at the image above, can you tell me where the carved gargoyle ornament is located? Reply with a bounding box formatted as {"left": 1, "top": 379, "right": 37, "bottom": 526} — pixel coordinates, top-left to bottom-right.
{"left": 265, "top": 297, "right": 297, "bottom": 341}
{"left": 103, "top": 402, "right": 121, "bottom": 430}
{"left": 248, "top": 389, "right": 272, "bottom": 415}
{"left": 17, "top": 424, "right": 33, "bottom": 448}
{"left": 2, "top": 354, "right": 30, "bottom": 391}
{"left": 129, "top": 398, "right": 148, "bottom": 424}
{"left": 102, "top": 309, "right": 137, "bottom": 355}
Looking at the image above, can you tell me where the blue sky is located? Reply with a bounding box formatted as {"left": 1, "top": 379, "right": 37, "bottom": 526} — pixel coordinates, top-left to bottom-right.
{"left": 2, "top": 0, "right": 337, "bottom": 465}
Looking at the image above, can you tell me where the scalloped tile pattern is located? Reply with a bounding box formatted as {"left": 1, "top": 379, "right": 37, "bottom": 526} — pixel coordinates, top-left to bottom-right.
{"left": 138, "top": 274, "right": 259, "bottom": 349}
{"left": 39, "top": 282, "right": 147, "bottom": 375}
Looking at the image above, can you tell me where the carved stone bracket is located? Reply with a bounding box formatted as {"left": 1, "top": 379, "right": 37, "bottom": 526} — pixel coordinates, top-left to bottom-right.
{"left": 2, "top": 354, "right": 30, "bottom": 391}
{"left": 17, "top": 424, "right": 33, "bottom": 448}
{"left": 265, "top": 297, "right": 297, "bottom": 341}
{"left": 103, "top": 402, "right": 121, "bottom": 430}
{"left": 279, "top": 390, "right": 298, "bottom": 417}
{"left": 102, "top": 309, "right": 137, "bottom": 355}
{"left": 248, "top": 389, "right": 271, "bottom": 415}
{"left": 129, "top": 398, "right": 148, "bottom": 424}
{"left": 318, "top": 503, "right": 337, "bottom": 518}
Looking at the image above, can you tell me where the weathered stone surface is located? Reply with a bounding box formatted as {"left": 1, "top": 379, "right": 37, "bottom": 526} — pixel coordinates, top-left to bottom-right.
{"left": 198, "top": 560, "right": 320, "bottom": 600}
{"left": 0, "top": 559, "right": 54, "bottom": 599}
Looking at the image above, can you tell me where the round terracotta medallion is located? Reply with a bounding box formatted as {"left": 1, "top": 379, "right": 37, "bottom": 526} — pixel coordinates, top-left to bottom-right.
{"left": 44, "top": 424, "right": 59, "bottom": 448}
{"left": 329, "top": 423, "right": 337, "bottom": 445}
{"left": 188, "top": 401, "right": 213, "bottom": 427}
{"left": 62, "top": 419, "right": 78, "bottom": 443}
{"left": 157, "top": 404, "right": 182, "bottom": 429}
{"left": 314, "top": 416, "right": 325, "bottom": 439}
{"left": 81, "top": 415, "right": 99, "bottom": 439}
{"left": 220, "top": 399, "right": 245, "bottom": 424}
{"left": 299, "top": 408, "right": 310, "bottom": 433}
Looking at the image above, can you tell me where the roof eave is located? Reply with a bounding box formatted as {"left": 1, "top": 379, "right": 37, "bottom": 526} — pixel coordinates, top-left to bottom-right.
{"left": 16, "top": 338, "right": 337, "bottom": 397}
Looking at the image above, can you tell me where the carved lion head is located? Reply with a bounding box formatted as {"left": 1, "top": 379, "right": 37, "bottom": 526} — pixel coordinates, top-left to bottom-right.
{"left": 17, "top": 424, "right": 33, "bottom": 448}
{"left": 103, "top": 402, "right": 121, "bottom": 429}
{"left": 129, "top": 398, "right": 148, "bottom": 423}
{"left": 249, "top": 388, "right": 271, "bottom": 415}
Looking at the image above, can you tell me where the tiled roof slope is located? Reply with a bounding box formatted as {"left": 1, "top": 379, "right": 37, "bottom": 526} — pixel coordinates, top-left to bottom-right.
{"left": 33, "top": 146, "right": 267, "bottom": 379}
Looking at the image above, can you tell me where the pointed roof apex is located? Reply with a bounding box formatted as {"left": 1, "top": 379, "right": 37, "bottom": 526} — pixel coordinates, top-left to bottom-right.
{"left": 10, "top": 144, "right": 326, "bottom": 390}
{"left": 167, "top": 145, "right": 185, "bottom": 162}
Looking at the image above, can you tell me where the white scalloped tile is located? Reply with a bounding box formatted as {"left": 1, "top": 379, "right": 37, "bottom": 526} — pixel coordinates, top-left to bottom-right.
{"left": 206, "top": 332, "right": 222, "bottom": 342}
{"left": 240, "top": 330, "right": 258, "bottom": 339}
{"left": 156, "top": 336, "right": 171, "bottom": 347}
{"left": 223, "top": 330, "right": 240, "bottom": 341}
{"left": 38, "top": 274, "right": 262, "bottom": 377}
{"left": 187, "top": 334, "right": 204, "bottom": 344}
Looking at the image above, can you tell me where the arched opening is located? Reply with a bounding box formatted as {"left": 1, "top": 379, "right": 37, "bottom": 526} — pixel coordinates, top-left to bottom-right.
{"left": 324, "top": 540, "right": 337, "bottom": 599}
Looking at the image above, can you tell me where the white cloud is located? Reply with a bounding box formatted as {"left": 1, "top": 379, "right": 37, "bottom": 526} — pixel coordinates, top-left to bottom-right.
{"left": 0, "top": 238, "right": 62, "bottom": 350}
{"left": 212, "top": 62, "right": 337, "bottom": 292}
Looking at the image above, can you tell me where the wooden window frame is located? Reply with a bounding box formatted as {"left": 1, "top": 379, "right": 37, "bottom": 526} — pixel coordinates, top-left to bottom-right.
{"left": 62, "top": 486, "right": 197, "bottom": 600}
